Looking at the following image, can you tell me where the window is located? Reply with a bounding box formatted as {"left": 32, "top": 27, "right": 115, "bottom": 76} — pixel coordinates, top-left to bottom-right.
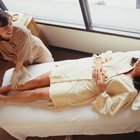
{"left": 2, "top": 0, "right": 85, "bottom": 28}
{"left": 1, "top": 0, "right": 140, "bottom": 38}
{"left": 88, "top": 0, "right": 140, "bottom": 36}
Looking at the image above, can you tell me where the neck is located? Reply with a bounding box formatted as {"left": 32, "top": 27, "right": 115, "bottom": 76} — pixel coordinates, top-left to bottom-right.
{"left": 125, "top": 69, "right": 134, "bottom": 78}
{"left": 128, "top": 69, "right": 139, "bottom": 78}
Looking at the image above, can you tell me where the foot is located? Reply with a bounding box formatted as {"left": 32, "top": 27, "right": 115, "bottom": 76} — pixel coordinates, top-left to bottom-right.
{"left": 0, "top": 87, "right": 9, "bottom": 95}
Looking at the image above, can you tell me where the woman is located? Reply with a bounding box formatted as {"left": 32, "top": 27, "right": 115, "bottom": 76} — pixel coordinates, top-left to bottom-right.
{"left": 0, "top": 10, "right": 54, "bottom": 89}
{"left": 0, "top": 53, "right": 140, "bottom": 115}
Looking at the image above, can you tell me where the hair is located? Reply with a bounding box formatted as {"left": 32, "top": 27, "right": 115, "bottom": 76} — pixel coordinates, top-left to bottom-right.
{"left": 0, "top": 10, "right": 11, "bottom": 28}
{"left": 130, "top": 57, "right": 140, "bottom": 92}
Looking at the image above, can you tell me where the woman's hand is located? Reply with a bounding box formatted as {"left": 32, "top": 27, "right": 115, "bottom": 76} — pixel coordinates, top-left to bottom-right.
{"left": 92, "top": 66, "right": 103, "bottom": 80}
{"left": 96, "top": 70, "right": 106, "bottom": 93}
{"left": 10, "top": 60, "right": 24, "bottom": 90}
{"left": 10, "top": 71, "right": 19, "bottom": 90}
{"left": 93, "top": 68, "right": 106, "bottom": 93}
{"left": 92, "top": 56, "right": 104, "bottom": 81}
{"left": 92, "top": 59, "right": 106, "bottom": 93}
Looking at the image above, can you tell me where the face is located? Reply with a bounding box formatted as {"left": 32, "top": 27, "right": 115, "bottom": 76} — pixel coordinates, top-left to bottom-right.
{"left": 0, "top": 18, "right": 13, "bottom": 39}
{"left": 133, "top": 58, "right": 140, "bottom": 76}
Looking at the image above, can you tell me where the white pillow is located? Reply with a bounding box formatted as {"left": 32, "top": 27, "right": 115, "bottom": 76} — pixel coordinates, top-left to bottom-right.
{"left": 126, "top": 50, "right": 140, "bottom": 57}
{"left": 131, "top": 92, "right": 140, "bottom": 111}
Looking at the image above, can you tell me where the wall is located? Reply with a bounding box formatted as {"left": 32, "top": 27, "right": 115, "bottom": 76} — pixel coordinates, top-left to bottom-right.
{"left": 38, "top": 24, "right": 140, "bottom": 54}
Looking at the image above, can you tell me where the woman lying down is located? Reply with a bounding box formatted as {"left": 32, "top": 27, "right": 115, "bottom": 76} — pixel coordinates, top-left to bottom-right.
{"left": 0, "top": 53, "right": 140, "bottom": 116}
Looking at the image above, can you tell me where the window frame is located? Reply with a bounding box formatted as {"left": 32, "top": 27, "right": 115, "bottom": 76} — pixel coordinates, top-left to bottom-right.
{"left": 0, "top": 0, "right": 7, "bottom": 10}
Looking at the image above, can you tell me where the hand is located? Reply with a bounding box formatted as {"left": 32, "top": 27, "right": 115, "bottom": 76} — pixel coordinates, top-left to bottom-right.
{"left": 92, "top": 66, "right": 106, "bottom": 80}
{"left": 92, "top": 54, "right": 103, "bottom": 80}
{"left": 96, "top": 69, "right": 106, "bottom": 93}
{"left": 10, "top": 71, "right": 19, "bottom": 90}
{"left": 93, "top": 67, "right": 106, "bottom": 93}
{"left": 92, "top": 66, "right": 103, "bottom": 80}
{"left": 20, "top": 66, "right": 32, "bottom": 84}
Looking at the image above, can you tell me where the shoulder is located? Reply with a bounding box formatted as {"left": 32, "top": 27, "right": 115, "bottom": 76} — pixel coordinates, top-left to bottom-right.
{"left": 13, "top": 24, "right": 31, "bottom": 36}
{"left": 12, "top": 24, "right": 32, "bottom": 40}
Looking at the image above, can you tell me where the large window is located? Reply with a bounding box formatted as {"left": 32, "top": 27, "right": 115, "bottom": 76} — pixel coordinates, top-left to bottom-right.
{"left": 88, "top": 0, "right": 140, "bottom": 36}
{"left": 2, "top": 0, "right": 85, "bottom": 28}
{"left": 1, "top": 0, "right": 140, "bottom": 38}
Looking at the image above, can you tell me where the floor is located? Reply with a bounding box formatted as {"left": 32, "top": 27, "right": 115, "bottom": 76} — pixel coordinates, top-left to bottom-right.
{"left": 1, "top": 128, "right": 140, "bottom": 140}
{"left": 0, "top": 46, "right": 140, "bottom": 140}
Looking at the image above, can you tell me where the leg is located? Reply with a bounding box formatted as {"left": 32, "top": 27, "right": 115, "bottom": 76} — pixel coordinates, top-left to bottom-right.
{"left": 0, "top": 87, "right": 50, "bottom": 103}
{"left": 0, "top": 71, "right": 51, "bottom": 94}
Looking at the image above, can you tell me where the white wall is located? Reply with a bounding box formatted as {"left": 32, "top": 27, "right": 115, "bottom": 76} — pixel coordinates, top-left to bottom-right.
{"left": 38, "top": 24, "right": 140, "bottom": 54}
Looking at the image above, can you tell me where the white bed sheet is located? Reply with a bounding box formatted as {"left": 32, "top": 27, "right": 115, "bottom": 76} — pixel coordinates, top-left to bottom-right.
{"left": 0, "top": 51, "right": 140, "bottom": 140}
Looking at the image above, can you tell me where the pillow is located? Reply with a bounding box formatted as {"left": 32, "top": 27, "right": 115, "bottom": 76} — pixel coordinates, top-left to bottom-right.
{"left": 126, "top": 50, "right": 140, "bottom": 57}
{"left": 131, "top": 92, "right": 140, "bottom": 111}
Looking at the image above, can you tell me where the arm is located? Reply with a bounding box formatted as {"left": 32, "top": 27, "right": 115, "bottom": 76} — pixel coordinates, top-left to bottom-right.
{"left": 11, "top": 61, "right": 32, "bottom": 89}
{"left": 16, "top": 25, "right": 32, "bottom": 63}
{"left": 10, "top": 26, "right": 32, "bottom": 89}
{"left": 92, "top": 55, "right": 102, "bottom": 81}
{"left": 92, "top": 55, "right": 106, "bottom": 93}
{"left": 14, "top": 60, "right": 24, "bottom": 73}
{"left": 92, "top": 78, "right": 137, "bottom": 115}
{"left": 10, "top": 60, "right": 24, "bottom": 90}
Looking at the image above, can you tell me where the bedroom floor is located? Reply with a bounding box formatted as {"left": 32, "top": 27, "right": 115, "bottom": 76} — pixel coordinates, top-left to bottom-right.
{"left": 1, "top": 128, "right": 140, "bottom": 140}
{"left": 27, "top": 133, "right": 140, "bottom": 140}
{"left": 0, "top": 46, "right": 140, "bottom": 140}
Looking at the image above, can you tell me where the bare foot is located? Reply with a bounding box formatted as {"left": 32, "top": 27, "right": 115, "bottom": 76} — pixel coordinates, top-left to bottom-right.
{"left": 0, "top": 87, "right": 9, "bottom": 95}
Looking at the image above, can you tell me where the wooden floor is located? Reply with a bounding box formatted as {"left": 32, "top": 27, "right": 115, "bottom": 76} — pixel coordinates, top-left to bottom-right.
{"left": 0, "top": 46, "right": 140, "bottom": 140}
{"left": 50, "top": 46, "right": 92, "bottom": 61}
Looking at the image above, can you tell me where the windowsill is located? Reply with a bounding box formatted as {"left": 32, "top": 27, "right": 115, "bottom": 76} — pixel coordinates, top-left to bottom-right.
{"left": 35, "top": 18, "right": 86, "bottom": 30}
{"left": 92, "top": 27, "right": 140, "bottom": 39}
{"left": 35, "top": 18, "right": 140, "bottom": 39}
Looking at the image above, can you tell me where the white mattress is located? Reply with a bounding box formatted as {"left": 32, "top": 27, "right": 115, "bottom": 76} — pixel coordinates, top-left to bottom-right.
{"left": 0, "top": 52, "right": 140, "bottom": 140}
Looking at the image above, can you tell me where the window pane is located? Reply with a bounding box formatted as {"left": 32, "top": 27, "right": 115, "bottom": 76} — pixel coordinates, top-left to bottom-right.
{"left": 88, "top": 0, "right": 140, "bottom": 34}
{"left": 3, "top": 0, "right": 85, "bottom": 28}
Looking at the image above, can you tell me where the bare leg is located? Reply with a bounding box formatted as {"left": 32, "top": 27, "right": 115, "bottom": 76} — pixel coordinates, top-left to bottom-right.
{"left": 0, "top": 71, "right": 51, "bottom": 95}
{"left": 0, "top": 87, "right": 50, "bottom": 103}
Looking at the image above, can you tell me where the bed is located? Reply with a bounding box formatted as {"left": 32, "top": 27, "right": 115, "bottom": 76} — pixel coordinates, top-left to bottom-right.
{"left": 0, "top": 50, "right": 140, "bottom": 140}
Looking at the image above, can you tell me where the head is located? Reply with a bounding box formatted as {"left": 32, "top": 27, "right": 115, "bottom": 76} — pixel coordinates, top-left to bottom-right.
{"left": 0, "top": 10, "right": 13, "bottom": 39}
{"left": 130, "top": 57, "right": 140, "bottom": 92}
{"left": 131, "top": 57, "right": 140, "bottom": 76}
